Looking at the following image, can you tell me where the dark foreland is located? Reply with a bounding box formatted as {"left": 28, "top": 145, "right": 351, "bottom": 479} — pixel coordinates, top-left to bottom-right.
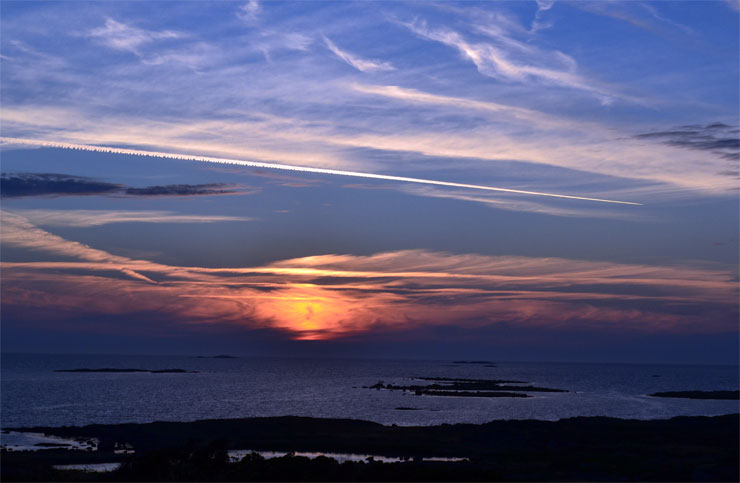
{"left": 3, "top": 414, "right": 738, "bottom": 482}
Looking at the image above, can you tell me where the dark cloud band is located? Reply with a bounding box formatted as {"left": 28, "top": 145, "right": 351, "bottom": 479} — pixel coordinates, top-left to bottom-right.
{"left": 0, "top": 173, "right": 122, "bottom": 198}
{"left": 124, "top": 183, "right": 239, "bottom": 196}
{"left": 635, "top": 122, "right": 740, "bottom": 161}
{"left": 1, "top": 173, "right": 242, "bottom": 198}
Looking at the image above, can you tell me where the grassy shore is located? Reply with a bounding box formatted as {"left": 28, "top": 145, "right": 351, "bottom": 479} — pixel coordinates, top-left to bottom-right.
{"left": 3, "top": 413, "right": 738, "bottom": 481}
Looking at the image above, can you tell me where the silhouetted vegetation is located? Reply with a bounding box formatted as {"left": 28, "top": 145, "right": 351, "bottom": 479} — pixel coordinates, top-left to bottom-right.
{"left": 4, "top": 414, "right": 737, "bottom": 481}
{"left": 650, "top": 390, "right": 739, "bottom": 400}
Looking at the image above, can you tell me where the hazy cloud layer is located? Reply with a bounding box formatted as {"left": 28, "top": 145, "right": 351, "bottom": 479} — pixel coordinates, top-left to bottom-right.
{"left": 8, "top": 209, "right": 252, "bottom": 227}
{"left": 1, "top": 2, "right": 736, "bottom": 202}
{"left": 0, "top": 1, "right": 737, "bottom": 355}
{"left": 2, "top": 212, "right": 736, "bottom": 341}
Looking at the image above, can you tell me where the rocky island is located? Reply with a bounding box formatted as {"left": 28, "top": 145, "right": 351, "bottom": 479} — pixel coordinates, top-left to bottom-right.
{"left": 366, "top": 377, "right": 567, "bottom": 398}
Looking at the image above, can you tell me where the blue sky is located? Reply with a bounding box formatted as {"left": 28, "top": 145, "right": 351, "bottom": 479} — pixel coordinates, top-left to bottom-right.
{"left": 1, "top": 1, "right": 738, "bottom": 362}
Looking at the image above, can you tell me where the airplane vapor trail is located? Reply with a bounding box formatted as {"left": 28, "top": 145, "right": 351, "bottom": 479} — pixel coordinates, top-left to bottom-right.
{"left": 0, "top": 137, "right": 641, "bottom": 205}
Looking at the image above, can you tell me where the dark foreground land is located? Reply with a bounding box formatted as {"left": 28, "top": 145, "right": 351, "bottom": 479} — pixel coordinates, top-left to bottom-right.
{"left": 649, "top": 390, "right": 740, "bottom": 400}
{"left": 3, "top": 414, "right": 738, "bottom": 482}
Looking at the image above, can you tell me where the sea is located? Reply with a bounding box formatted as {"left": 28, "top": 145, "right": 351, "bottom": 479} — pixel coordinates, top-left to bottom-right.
{"left": 1, "top": 353, "right": 738, "bottom": 429}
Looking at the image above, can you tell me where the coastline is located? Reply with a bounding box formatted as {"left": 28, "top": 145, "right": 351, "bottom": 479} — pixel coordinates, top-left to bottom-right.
{"left": 3, "top": 413, "right": 738, "bottom": 481}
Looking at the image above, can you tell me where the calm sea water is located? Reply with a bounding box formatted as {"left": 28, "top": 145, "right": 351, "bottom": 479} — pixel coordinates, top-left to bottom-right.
{"left": 1, "top": 354, "right": 738, "bottom": 428}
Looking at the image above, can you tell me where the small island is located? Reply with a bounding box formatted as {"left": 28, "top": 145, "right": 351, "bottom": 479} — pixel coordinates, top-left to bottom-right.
{"left": 54, "top": 368, "right": 198, "bottom": 374}
{"left": 649, "top": 390, "right": 740, "bottom": 400}
{"left": 452, "top": 360, "right": 496, "bottom": 366}
{"left": 366, "top": 377, "right": 567, "bottom": 398}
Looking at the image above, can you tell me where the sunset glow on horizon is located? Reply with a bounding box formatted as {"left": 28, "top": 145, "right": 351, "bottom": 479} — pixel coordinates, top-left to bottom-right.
{"left": 1, "top": 0, "right": 737, "bottom": 361}
{"left": 1, "top": 209, "right": 737, "bottom": 342}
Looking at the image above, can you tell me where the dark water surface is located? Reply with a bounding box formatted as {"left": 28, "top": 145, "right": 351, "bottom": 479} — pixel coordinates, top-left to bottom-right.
{"left": 2, "top": 354, "right": 738, "bottom": 428}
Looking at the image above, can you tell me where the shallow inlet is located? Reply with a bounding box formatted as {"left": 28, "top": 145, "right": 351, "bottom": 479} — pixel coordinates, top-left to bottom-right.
{"left": 52, "top": 463, "right": 121, "bottom": 473}
{"left": 47, "top": 450, "right": 467, "bottom": 473}
{"left": 0, "top": 431, "right": 97, "bottom": 452}
{"left": 228, "top": 449, "right": 468, "bottom": 464}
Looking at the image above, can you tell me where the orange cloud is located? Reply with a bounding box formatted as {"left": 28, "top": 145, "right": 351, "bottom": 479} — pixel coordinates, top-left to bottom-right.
{"left": 1, "top": 211, "right": 737, "bottom": 339}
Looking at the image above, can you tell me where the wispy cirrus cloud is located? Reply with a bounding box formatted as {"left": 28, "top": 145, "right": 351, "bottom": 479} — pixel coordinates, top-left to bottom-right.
{"left": 254, "top": 31, "right": 312, "bottom": 61}
{"left": 402, "top": 18, "right": 615, "bottom": 103}
{"left": 237, "top": 0, "right": 261, "bottom": 23}
{"left": 1, "top": 2, "right": 736, "bottom": 211}
{"left": 0, "top": 137, "right": 641, "bottom": 205}
{"left": 395, "top": 185, "right": 648, "bottom": 221}
{"left": 87, "top": 18, "right": 180, "bottom": 54}
{"left": 323, "top": 35, "right": 394, "bottom": 72}
{"left": 350, "top": 83, "right": 573, "bottom": 129}
{"left": 574, "top": 2, "right": 694, "bottom": 36}
{"left": 86, "top": 17, "right": 220, "bottom": 70}
{"left": 7, "top": 209, "right": 252, "bottom": 227}
{"left": 1, "top": 212, "right": 736, "bottom": 340}
{"left": 531, "top": 0, "right": 555, "bottom": 33}
{"left": 2, "top": 93, "right": 735, "bottom": 199}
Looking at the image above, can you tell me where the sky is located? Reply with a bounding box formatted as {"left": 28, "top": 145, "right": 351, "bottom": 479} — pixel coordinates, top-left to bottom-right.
{"left": 1, "top": 0, "right": 738, "bottom": 363}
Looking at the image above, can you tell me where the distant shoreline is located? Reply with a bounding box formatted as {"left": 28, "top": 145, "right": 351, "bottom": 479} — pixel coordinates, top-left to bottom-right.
{"left": 649, "top": 390, "right": 739, "bottom": 400}
{"left": 2, "top": 353, "right": 738, "bottom": 366}
{"left": 53, "top": 368, "right": 198, "bottom": 373}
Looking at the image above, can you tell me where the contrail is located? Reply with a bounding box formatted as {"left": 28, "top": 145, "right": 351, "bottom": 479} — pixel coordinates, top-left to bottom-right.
{"left": 0, "top": 137, "right": 641, "bottom": 205}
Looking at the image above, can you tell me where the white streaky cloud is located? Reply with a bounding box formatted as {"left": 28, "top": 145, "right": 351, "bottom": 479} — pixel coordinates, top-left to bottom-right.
{"left": 237, "top": 0, "right": 261, "bottom": 23}
{"left": 1, "top": 211, "right": 125, "bottom": 263}
{"left": 139, "top": 42, "right": 221, "bottom": 69}
{"left": 0, "top": 106, "right": 355, "bottom": 170}
{"left": 8, "top": 210, "right": 252, "bottom": 227}
{"left": 574, "top": 2, "right": 696, "bottom": 36}
{"left": 396, "top": 185, "right": 648, "bottom": 220}
{"left": 88, "top": 18, "right": 180, "bottom": 54}
{"left": 350, "top": 83, "right": 578, "bottom": 130}
{"left": 536, "top": 0, "right": 555, "bottom": 11}
{"left": 9, "top": 40, "right": 66, "bottom": 67}
{"left": 86, "top": 18, "right": 219, "bottom": 69}
{"left": 323, "top": 36, "right": 395, "bottom": 72}
{"left": 2, "top": 105, "right": 732, "bottom": 195}
{"left": 531, "top": 0, "right": 556, "bottom": 32}
{"left": 0, "top": 137, "right": 641, "bottom": 205}
{"left": 640, "top": 4, "right": 694, "bottom": 35}
{"left": 404, "top": 19, "right": 616, "bottom": 102}
{"left": 254, "top": 32, "right": 312, "bottom": 62}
